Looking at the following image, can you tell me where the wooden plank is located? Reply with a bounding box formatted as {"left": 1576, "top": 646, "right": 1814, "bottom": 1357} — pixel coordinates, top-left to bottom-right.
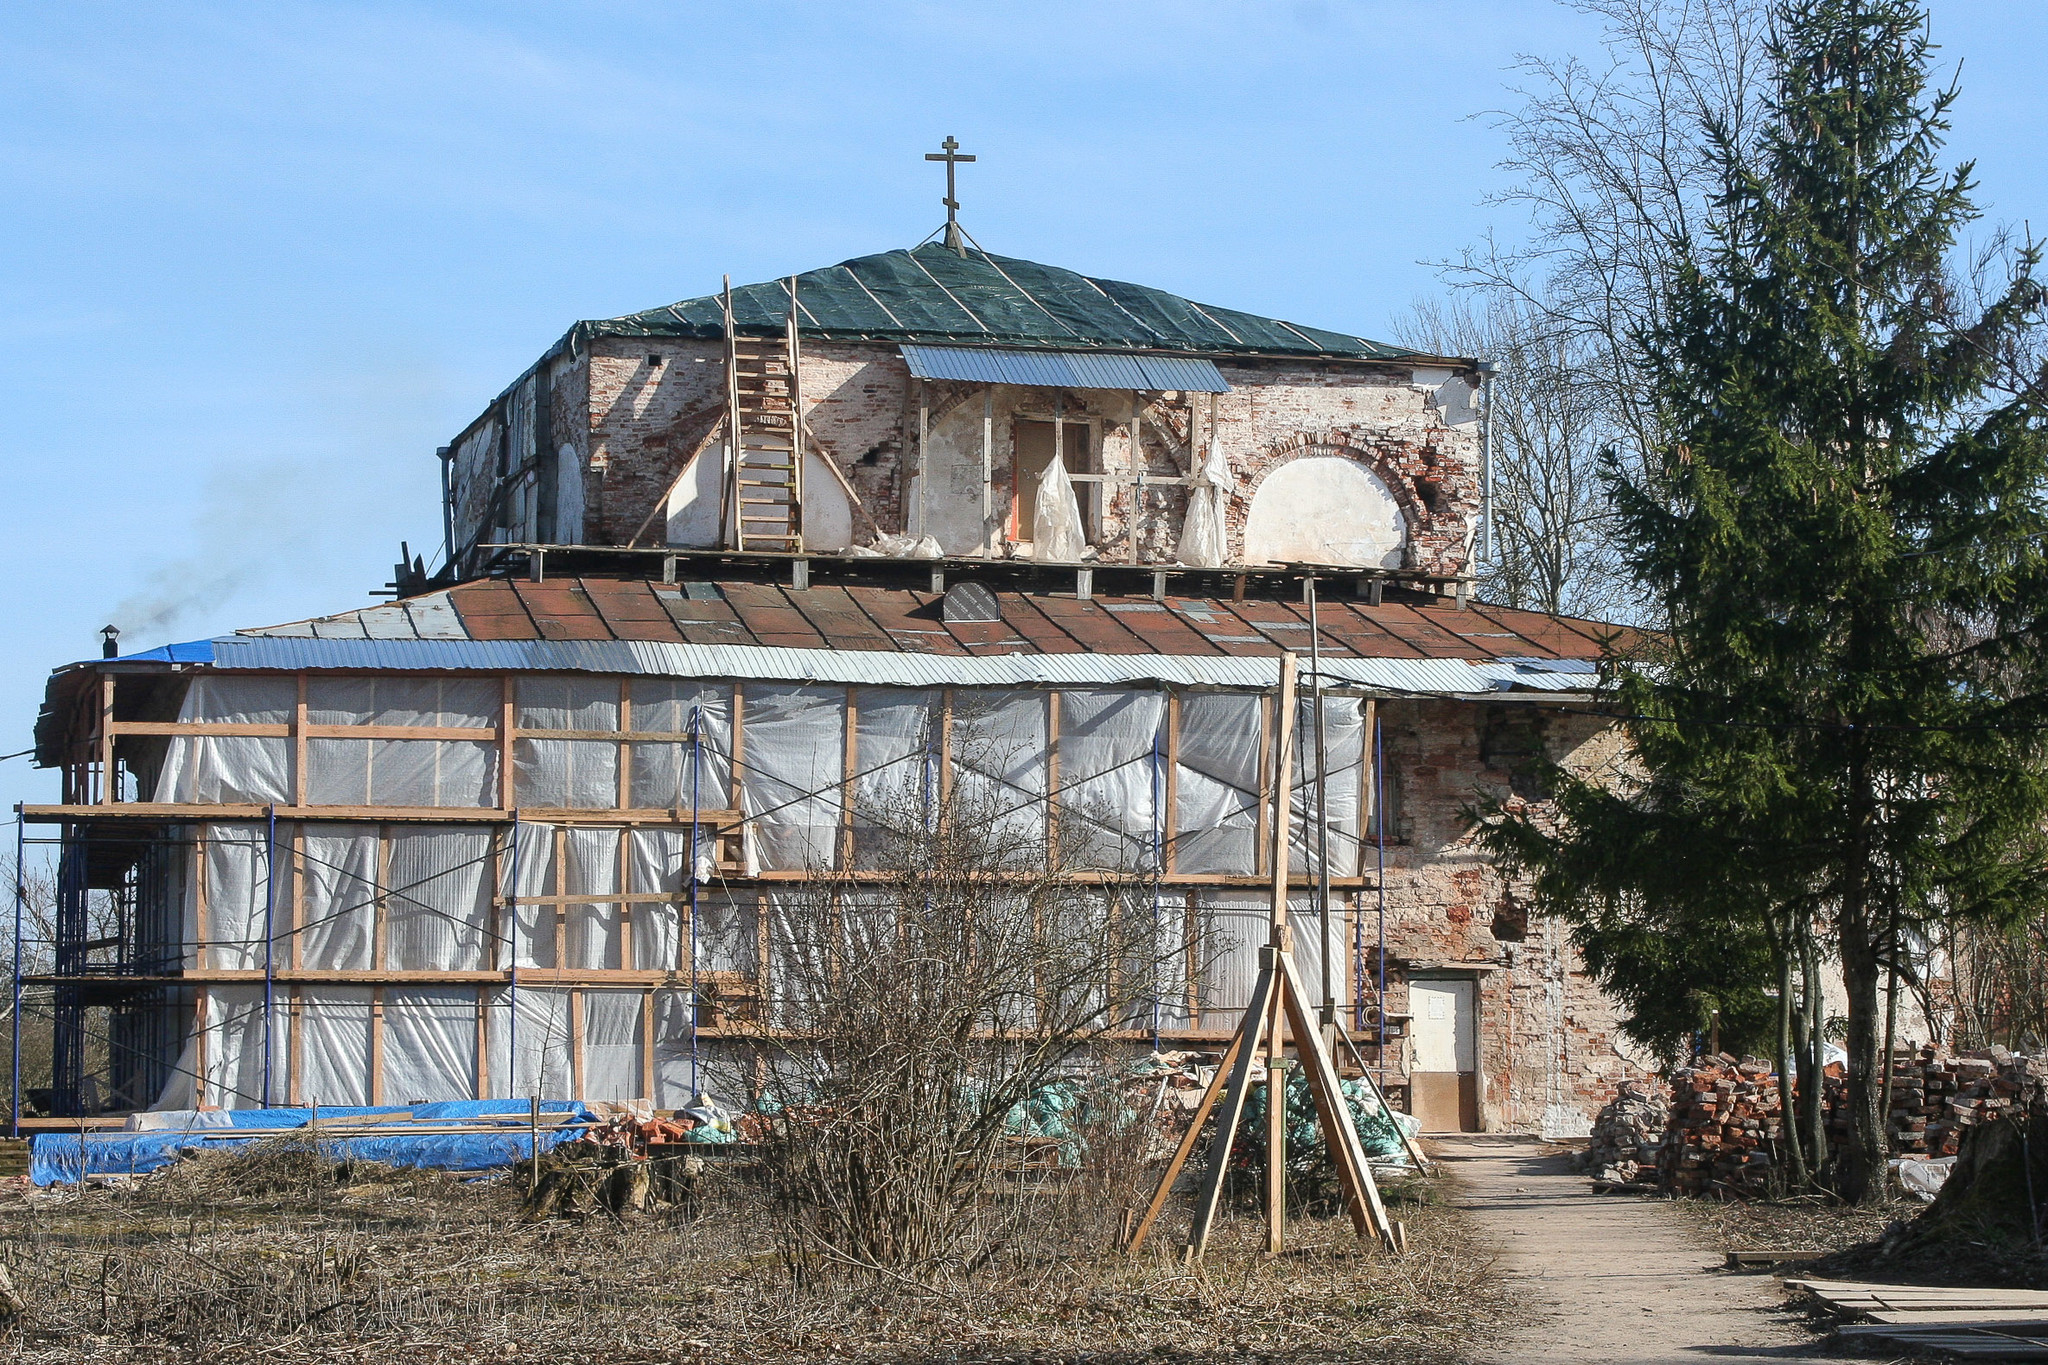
{"left": 109, "top": 722, "right": 498, "bottom": 741}
{"left": 640, "top": 988, "right": 656, "bottom": 1102}
{"left": 373, "top": 826, "right": 390, "bottom": 970}
{"left": 23, "top": 803, "right": 740, "bottom": 826}
{"left": 569, "top": 988, "right": 586, "bottom": 1101}
{"left": 499, "top": 675, "right": 516, "bottom": 810}
{"left": 1185, "top": 962, "right": 1275, "bottom": 1261}
{"left": 370, "top": 986, "right": 385, "bottom": 1106}
{"left": 287, "top": 984, "right": 303, "bottom": 1104}
{"left": 99, "top": 673, "right": 116, "bottom": 805}
{"left": 553, "top": 826, "right": 569, "bottom": 969}
{"left": 840, "top": 686, "right": 858, "bottom": 870}
{"left": 615, "top": 677, "right": 634, "bottom": 814}
{"left": 193, "top": 985, "right": 210, "bottom": 1107}
{"left": 729, "top": 683, "right": 746, "bottom": 814}
{"left": 1124, "top": 1008, "right": 1246, "bottom": 1254}
{"left": 293, "top": 675, "right": 309, "bottom": 809}
{"left": 475, "top": 986, "right": 489, "bottom": 1100}
{"left": 1163, "top": 689, "right": 1180, "bottom": 875}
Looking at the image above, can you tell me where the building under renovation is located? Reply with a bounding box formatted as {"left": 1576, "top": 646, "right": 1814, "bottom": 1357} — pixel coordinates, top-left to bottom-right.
{"left": 26, "top": 231, "right": 1649, "bottom": 1136}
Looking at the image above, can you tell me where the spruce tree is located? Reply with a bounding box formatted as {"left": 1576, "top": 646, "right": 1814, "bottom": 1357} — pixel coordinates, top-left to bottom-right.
{"left": 1484, "top": 0, "right": 2048, "bottom": 1201}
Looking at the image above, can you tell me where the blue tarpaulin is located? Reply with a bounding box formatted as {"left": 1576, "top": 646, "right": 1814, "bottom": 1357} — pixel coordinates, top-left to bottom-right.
{"left": 30, "top": 1101, "right": 596, "bottom": 1186}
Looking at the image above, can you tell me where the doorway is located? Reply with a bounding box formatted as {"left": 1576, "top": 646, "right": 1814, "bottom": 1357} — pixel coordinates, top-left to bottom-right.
{"left": 1408, "top": 977, "right": 1479, "bottom": 1132}
{"left": 1011, "top": 419, "right": 1093, "bottom": 542}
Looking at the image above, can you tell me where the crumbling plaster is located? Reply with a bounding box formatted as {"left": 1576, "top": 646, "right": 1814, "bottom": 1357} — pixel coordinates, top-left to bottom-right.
{"left": 451, "top": 337, "right": 1484, "bottom": 572}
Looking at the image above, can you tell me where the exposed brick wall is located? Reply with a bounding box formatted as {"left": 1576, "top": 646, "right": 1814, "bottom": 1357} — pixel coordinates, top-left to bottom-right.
{"left": 1369, "top": 699, "right": 1652, "bottom": 1134}
{"left": 450, "top": 338, "right": 1484, "bottom": 570}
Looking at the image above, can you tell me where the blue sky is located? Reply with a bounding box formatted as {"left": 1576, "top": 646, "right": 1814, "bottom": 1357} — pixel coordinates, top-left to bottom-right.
{"left": 5, "top": 1, "right": 2047, "bottom": 812}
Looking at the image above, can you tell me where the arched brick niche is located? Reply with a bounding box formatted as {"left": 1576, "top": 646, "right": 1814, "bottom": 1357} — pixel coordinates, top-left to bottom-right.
{"left": 1234, "top": 439, "right": 1430, "bottom": 568}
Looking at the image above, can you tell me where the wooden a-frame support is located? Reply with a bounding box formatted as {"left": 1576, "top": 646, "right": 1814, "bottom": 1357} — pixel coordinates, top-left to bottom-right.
{"left": 1124, "top": 651, "right": 1398, "bottom": 1261}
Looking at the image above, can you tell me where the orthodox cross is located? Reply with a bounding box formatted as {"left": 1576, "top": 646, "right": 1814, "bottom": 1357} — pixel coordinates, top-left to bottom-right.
{"left": 925, "top": 135, "right": 976, "bottom": 256}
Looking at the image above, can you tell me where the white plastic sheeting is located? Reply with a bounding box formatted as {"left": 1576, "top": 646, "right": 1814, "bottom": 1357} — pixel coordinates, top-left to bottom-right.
{"left": 952, "top": 690, "right": 1048, "bottom": 856}
{"left": 383, "top": 988, "right": 476, "bottom": 1104}
{"left": 627, "top": 679, "right": 733, "bottom": 809}
{"left": 740, "top": 685, "right": 845, "bottom": 870}
{"left": 155, "top": 676, "right": 293, "bottom": 804}
{"left": 145, "top": 674, "right": 1388, "bottom": 1110}
{"left": 581, "top": 990, "right": 645, "bottom": 1103}
{"left": 386, "top": 829, "right": 494, "bottom": 971}
{"left": 849, "top": 688, "right": 937, "bottom": 867}
{"left": 1293, "top": 696, "right": 1365, "bottom": 877}
{"left": 1057, "top": 689, "right": 1164, "bottom": 872}
{"left": 1032, "top": 452, "right": 1087, "bottom": 562}
{"left": 1177, "top": 437, "right": 1234, "bottom": 567}
{"left": 491, "top": 987, "right": 573, "bottom": 1101}
{"left": 300, "top": 988, "right": 375, "bottom": 1107}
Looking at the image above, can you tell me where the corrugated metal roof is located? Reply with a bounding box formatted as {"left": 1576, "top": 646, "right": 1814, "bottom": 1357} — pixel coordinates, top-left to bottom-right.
{"left": 900, "top": 345, "right": 1230, "bottom": 393}
{"left": 574, "top": 245, "right": 1423, "bottom": 362}
{"left": 220, "top": 576, "right": 1629, "bottom": 664}
{"left": 203, "top": 636, "right": 1592, "bottom": 694}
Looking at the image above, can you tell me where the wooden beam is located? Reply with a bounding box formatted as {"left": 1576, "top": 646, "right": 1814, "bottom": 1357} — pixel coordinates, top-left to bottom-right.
{"left": 293, "top": 675, "right": 309, "bottom": 808}
{"left": 568, "top": 988, "right": 586, "bottom": 1101}
{"left": 98, "top": 673, "right": 116, "bottom": 805}
{"left": 21, "top": 803, "right": 743, "bottom": 825}
{"left": 193, "top": 985, "right": 210, "bottom": 1107}
{"left": 729, "top": 683, "right": 746, "bottom": 815}
{"left": 370, "top": 986, "right": 385, "bottom": 1106}
{"left": 839, "top": 686, "right": 858, "bottom": 871}
{"left": 499, "top": 675, "right": 516, "bottom": 810}
{"left": 373, "top": 825, "right": 391, "bottom": 971}
{"left": 1163, "top": 689, "right": 1180, "bottom": 876}
{"left": 475, "top": 986, "right": 490, "bottom": 1100}
{"left": 553, "top": 826, "right": 569, "bottom": 970}
{"left": 1269, "top": 654, "right": 1299, "bottom": 935}
{"left": 640, "top": 988, "right": 656, "bottom": 1102}
{"left": 1045, "top": 689, "right": 1061, "bottom": 864}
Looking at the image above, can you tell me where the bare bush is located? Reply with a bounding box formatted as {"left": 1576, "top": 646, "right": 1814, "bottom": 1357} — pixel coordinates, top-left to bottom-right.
{"left": 745, "top": 736, "right": 1190, "bottom": 1283}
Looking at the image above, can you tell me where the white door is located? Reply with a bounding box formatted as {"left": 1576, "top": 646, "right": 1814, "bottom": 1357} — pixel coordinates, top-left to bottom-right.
{"left": 1409, "top": 978, "right": 1478, "bottom": 1132}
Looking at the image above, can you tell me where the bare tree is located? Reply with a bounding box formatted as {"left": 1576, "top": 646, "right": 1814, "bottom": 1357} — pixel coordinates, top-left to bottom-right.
{"left": 746, "top": 728, "right": 1189, "bottom": 1282}
{"left": 1436, "top": 0, "right": 1774, "bottom": 623}
{"left": 1395, "top": 293, "right": 1632, "bottom": 620}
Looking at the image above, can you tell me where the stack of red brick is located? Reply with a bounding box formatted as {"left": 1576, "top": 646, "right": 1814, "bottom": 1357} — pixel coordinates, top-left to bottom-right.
{"left": 1639, "top": 1046, "right": 2047, "bottom": 1198}
{"left": 1880, "top": 1044, "right": 2048, "bottom": 1158}
{"left": 1656, "top": 1054, "right": 1837, "bottom": 1196}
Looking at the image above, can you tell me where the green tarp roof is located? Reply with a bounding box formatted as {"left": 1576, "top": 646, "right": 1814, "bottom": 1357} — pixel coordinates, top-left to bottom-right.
{"left": 568, "top": 243, "right": 1419, "bottom": 362}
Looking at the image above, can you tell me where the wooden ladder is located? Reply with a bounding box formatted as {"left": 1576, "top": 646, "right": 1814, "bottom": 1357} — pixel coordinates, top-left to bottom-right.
{"left": 721, "top": 276, "right": 805, "bottom": 552}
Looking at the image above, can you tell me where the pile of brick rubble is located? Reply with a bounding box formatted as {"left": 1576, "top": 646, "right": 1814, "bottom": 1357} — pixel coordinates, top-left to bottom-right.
{"left": 1580, "top": 1045, "right": 2047, "bottom": 1198}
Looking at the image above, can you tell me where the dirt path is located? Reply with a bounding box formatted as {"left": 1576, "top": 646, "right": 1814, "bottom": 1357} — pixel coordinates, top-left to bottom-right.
{"left": 1433, "top": 1136, "right": 1817, "bottom": 1364}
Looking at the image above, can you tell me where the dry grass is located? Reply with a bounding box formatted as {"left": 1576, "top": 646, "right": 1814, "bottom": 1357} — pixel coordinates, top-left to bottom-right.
{"left": 0, "top": 1144, "right": 1503, "bottom": 1364}
{"left": 1666, "top": 1188, "right": 1912, "bottom": 1259}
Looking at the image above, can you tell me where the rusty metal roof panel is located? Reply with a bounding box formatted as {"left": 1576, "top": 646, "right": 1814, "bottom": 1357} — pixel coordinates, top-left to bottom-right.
{"left": 198, "top": 637, "right": 1599, "bottom": 695}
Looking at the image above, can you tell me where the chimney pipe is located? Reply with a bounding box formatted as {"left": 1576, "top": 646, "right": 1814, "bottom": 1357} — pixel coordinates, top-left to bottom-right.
{"left": 101, "top": 624, "right": 120, "bottom": 660}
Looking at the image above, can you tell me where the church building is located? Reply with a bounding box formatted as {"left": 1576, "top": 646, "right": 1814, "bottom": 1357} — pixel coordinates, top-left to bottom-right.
{"left": 26, "top": 170, "right": 1652, "bottom": 1136}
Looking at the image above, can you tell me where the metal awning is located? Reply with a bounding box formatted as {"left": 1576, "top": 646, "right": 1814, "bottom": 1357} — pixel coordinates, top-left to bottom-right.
{"left": 899, "top": 344, "right": 1230, "bottom": 393}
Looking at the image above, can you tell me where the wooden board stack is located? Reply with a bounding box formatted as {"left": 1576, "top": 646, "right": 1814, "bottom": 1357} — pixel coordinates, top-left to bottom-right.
{"left": 1791, "top": 1278, "right": 2048, "bottom": 1359}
